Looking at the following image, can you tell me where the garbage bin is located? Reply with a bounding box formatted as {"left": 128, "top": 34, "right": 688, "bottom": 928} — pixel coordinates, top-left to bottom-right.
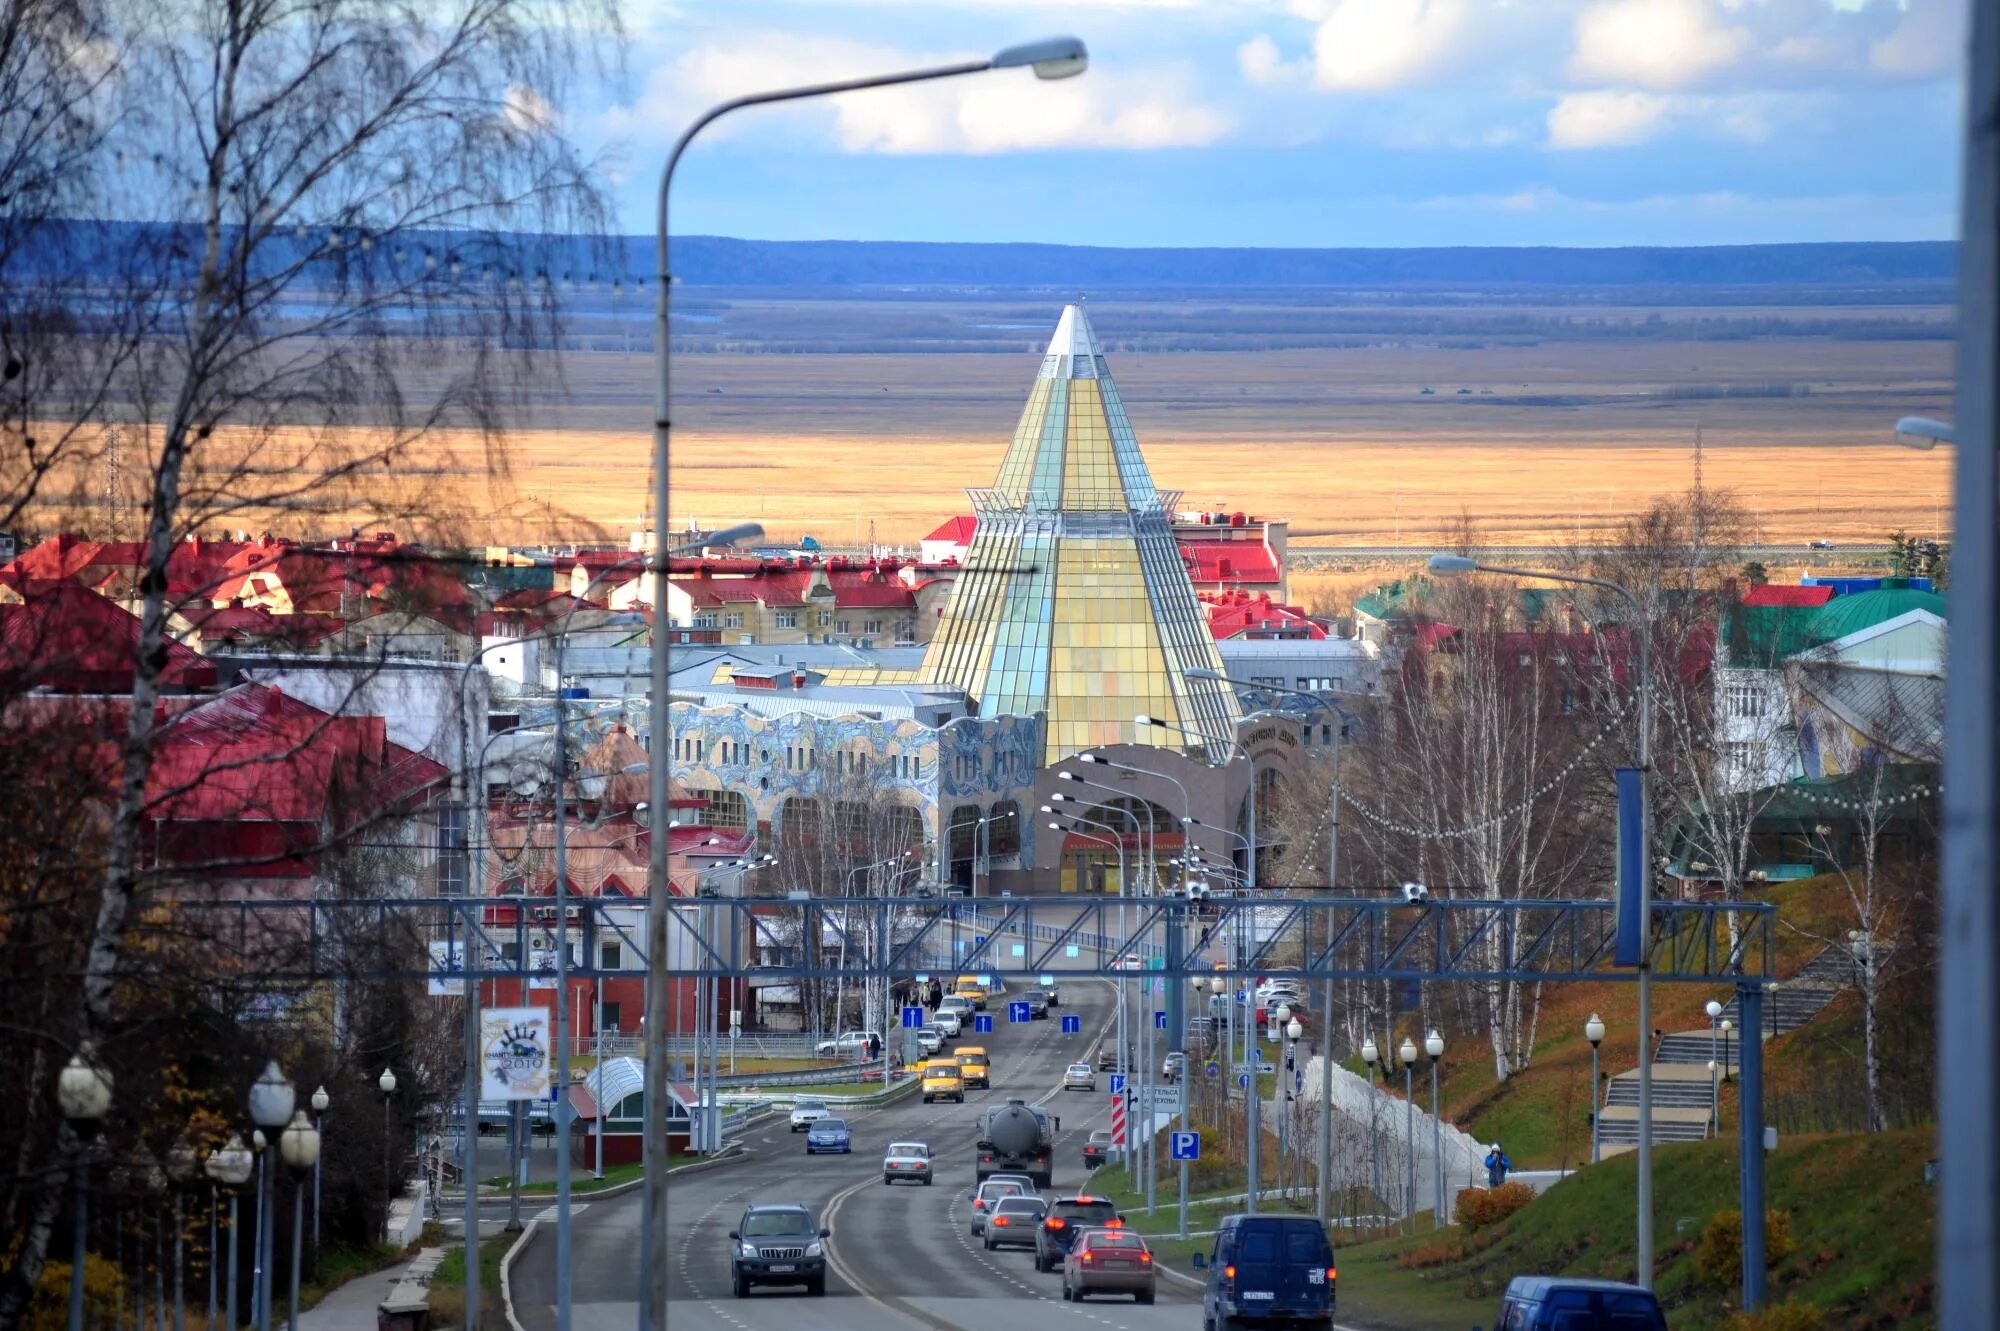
{"left": 377, "top": 1297, "right": 430, "bottom": 1331}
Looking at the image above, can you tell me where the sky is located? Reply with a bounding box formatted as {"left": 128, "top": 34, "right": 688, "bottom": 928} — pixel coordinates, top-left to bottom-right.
{"left": 569, "top": 0, "right": 1967, "bottom": 248}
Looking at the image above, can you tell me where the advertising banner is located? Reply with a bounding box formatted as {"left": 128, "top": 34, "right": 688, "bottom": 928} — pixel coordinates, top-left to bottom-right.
{"left": 481, "top": 1006, "right": 554, "bottom": 1102}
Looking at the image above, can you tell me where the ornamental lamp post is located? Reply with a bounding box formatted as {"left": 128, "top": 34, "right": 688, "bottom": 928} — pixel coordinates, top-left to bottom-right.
{"left": 248, "top": 1063, "right": 295, "bottom": 1331}
{"left": 308, "top": 1087, "right": 329, "bottom": 1252}
{"left": 1399, "top": 1037, "right": 1419, "bottom": 1231}
{"left": 208, "top": 1136, "right": 254, "bottom": 1331}
{"left": 1284, "top": 1017, "right": 1303, "bottom": 1198}
{"left": 1720, "top": 1020, "right": 1734, "bottom": 1083}
{"left": 58, "top": 1045, "right": 112, "bottom": 1331}
{"left": 279, "top": 1113, "right": 322, "bottom": 1331}
{"left": 1425, "top": 1030, "right": 1445, "bottom": 1222}
{"left": 165, "top": 1142, "right": 201, "bottom": 1331}
{"left": 1586, "top": 1014, "right": 1606, "bottom": 1164}
{"left": 1361, "top": 1038, "right": 1383, "bottom": 1216}
{"left": 1706, "top": 999, "right": 1723, "bottom": 1077}
{"left": 376, "top": 1069, "right": 397, "bottom": 1245}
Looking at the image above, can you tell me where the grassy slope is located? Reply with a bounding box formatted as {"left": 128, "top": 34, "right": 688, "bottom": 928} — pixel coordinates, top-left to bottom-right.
{"left": 1437, "top": 877, "right": 1859, "bottom": 1169}
{"left": 1334, "top": 1127, "right": 1935, "bottom": 1331}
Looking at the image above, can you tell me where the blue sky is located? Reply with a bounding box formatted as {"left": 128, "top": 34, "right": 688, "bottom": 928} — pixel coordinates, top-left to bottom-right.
{"left": 570, "top": 0, "right": 1965, "bottom": 247}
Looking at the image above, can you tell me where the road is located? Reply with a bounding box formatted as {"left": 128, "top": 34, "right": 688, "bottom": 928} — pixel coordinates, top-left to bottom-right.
{"left": 511, "top": 981, "right": 1213, "bottom": 1331}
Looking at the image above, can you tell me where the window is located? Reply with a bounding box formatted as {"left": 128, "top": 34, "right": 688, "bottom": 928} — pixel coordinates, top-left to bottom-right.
{"left": 775, "top": 610, "right": 798, "bottom": 629}
{"left": 864, "top": 618, "right": 882, "bottom": 635}
{"left": 817, "top": 610, "right": 832, "bottom": 627}
{"left": 1725, "top": 741, "right": 1755, "bottom": 775}
{"left": 436, "top": 806, "right": 468, "bottom": 896}
{"left": 837, "top": 619, "right": 851, "bottom": 634}
{"left": 1728, "top": 680, "right": 1766, "bottom": 718}
{"left": 693, "top": 613, "right": 718, "bottom": 629}
{"left": 724, "top": 612, "right": 743, "bottom": 629}
{"left": 601, "top": 1002, "right": 621, "bottom": 1031}
{"left": 600, "top": 942, "right": 623, "bottom": 970}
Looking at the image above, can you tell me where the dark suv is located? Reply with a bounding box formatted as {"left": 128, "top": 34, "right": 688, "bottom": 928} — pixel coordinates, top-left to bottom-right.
{"left": 1193, "top": 1214, "right": 1336, "bottom": 1330}
{"left": 729, "top": 1204, "right": 829, "bottom": 1297}
{"left": 1034, "top": 1195, "right": 1122, "bottom": 1272}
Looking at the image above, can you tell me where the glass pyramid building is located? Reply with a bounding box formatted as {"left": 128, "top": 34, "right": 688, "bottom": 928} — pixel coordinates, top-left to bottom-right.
{"left": 921, "top": 304, "right": 1241, "bottom": 763}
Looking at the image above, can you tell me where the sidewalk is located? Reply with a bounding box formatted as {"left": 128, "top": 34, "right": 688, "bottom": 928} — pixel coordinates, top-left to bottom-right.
{"left": 297, "top": 1249, "right": 444, "bottom": 1331}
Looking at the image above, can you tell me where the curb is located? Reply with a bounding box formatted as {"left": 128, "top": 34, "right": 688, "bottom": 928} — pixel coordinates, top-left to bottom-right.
{"left": 499, "top": 1224, "right": 540, "bottom": 1331}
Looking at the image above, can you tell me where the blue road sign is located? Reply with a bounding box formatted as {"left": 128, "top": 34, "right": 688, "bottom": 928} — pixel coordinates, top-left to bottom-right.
{"left": 1065, "top": 945, "right": 1079, "bottom": 957}
{"left": 1237, "top": 1071, "right": 1251, "bottom": 1090}
{"left": 915, "top": 973, "right": 930, "bottom": 983}
{"left": 1009, "top": 1000, "right": 1031, "bottom": 1024}
{"left": 1011, "top": 944, "right": 1025, "bottom": 956}
{"left": 1109, "top": 1073, "right": 1128, "bottom": 1095}
{"left": 1061, "top": 1014, "right": 1082, "bottom": 1034}
{"left": 974, "top": 1014, "right": 994, "bottom": 1034}
{"left": 1205, "top": 1060, "right": 1222, "bottom": 1081}
{"left": 900, "top": 1006, "right": 924, "bottom": 1029}
{"left": 1154, "top": 1010, "right": 1168, "bottom": 1030}
{"left": 1170, "top": 1131, "right": 1201, "bottom": 1162}
{"left": 1040, "top": 975, "right": 1055, "bottom": 986}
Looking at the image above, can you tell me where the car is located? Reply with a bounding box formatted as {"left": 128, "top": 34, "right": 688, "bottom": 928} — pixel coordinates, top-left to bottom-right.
{"left": 1484, "top": 1276, "right": 1666, "bottom": 1330}
{"left": 914, "top": 1027, "right": 945, "bottom": 1054}
{"left": 1082, "top": 1131, "right": 1114, "bottom": 1170}
{"left": 1021, "top": 990, "right": 1051, "bottom": 1019}
{"left": 968, "top": 1180, "right": 1027, "bottom": 1236}
{"left": 1096, "top": 1044, "right": 1125, "bottom": 1071}
{"left": 805, "top": 1117, "right": 852, "bottom": 1154}
{"left": 789, "top": 1099, "right": 830, "bottom": 1133}
{"left": 1063, "top": 1229, "right": 1155, "bottom": 1304}
{"left": 933, "top": 1010, "right": 963, "bottom": 1037}
{"left": 882, "top": 1140, "right": 933, "bottom": 1186}
{"left": 1064, "top": 1062, "right": 1097, "bottom": 1092}
{"left": 1255, "top": 980, "right": 1302, "bottom": 1006}
{"left": 1192, "top": 1214, "right": 1337, "bottom": 1330}
{"left": 939, "top": 995, "right": 974, "bottom": 1022}
{"left": 1810, "top": 538, "right": 1835, "bottom": 550}
{"left": 954, "top": 977, "right": 990, "bottom": 1009}
{"left": 815, "top": 1030, "right": 882, "bottom": 1058}
{"left": 1042, "top": 980, "right": 1061, "bottom": 1007}
{"left": 922, "top": 1063, "right": 965, "bottom": 1104}
{"left": 984, "top": 1195, "right": 1048, "bottom": 1251}
{"left": 1034, "top": 1195, "right": 1122, "bottom": 1273}
{"left": 985, "top": 1172, "right": 1038, "bottom": 1193}
{"left": 1162, "top": 1052, "right": 1187, "bottom": 1083}
{"left": 957, "top": 1046, "right": 991, "bottom": 1088}
{"left": 729, "top": 1204, "right": 829, "bottom": 1298}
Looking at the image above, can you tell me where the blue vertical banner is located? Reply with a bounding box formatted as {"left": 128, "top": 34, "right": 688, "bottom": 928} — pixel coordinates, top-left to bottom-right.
{"left": 1615, "top": 766, "right": 1646, "bottom": 967}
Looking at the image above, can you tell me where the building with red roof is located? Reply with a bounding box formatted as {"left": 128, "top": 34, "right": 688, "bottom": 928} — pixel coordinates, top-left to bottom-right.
{"left": 1740, "top": 582, "right": 1836, "bottom": 609}
{"left": 1201, "top": 591, "right": 1327, "bottom": 640}
{"left": 662, "top": 557, "right": 952, "bottom": 647}
{"left": 0, "top": 582, "right": 218, "bottom": 692}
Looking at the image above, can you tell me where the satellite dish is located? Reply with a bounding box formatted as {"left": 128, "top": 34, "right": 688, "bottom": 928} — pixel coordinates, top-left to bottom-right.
{"left": 579, "top": 773, "right": 608, "bottom": 800}
{"left": 508, "top": 761, "right": 544, "bottom": 796}
{"left": 633, "top": 803, "right": 652, "bottom": 828}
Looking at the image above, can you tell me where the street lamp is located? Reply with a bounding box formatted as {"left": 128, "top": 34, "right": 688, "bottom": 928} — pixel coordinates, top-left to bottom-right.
{"left": 1720, "top": 1020, "right": 1733, "bottom": 1083}
{"left": 166, "top": 1141, "right": 201, "bottom": 1331}
{"left": 1283, "top": 1017, "right": 1304, "bottom": 1198}
{"left": 58, "top": 1045, "right": 112, "bottom": 1331}
{"left": 308, "top": 1087, "right": 329, "bottom": 1253}
{"left": 248, "top": 1062, "right": 294, "bottom": 1331}
{"left": 280, "top": 1112, "right": 322, "bottom": 1331}
{"left": 1399, "top": 1037, "right": 1419, "bottom": 1232}
{"left": 1893, "top": 416, "right": 1956, "bottom": 449}
{"left": 376, "top": 1069, "right": 398, "bottom": 1246}
{"left": 1586, "top": 1014, "right": 1606, "bottom": 1164}
{"left": 209, "top": 1136, "right": 254, "bottom": 1331}
{"left": 641, "top": 38, "right": 1091, "bottom": 1331}
{"left": 1425, "top": 1030, "right": 1445, "bottom": 1222}
{"left": 249, "top": 1131, "right": 268, "bottom": 1330}
{"left": 1428, "top": 550, "right": 1659, "bottom": 1287}
{"left": 1361, "top": 1038, "right": 1383, "bottom": 1217}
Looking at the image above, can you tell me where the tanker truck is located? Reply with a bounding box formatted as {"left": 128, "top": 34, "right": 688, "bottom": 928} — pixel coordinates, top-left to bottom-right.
{"left": 976, "top": 1097, "right": 1059, "bottom": 1189}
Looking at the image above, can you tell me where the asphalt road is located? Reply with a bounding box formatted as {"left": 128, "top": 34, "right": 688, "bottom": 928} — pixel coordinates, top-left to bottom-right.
{"left": 512, "top": 981, "right": 1211, "bottom": 1331}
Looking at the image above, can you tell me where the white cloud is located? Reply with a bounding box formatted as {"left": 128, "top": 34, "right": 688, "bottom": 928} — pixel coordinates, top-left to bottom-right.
{"left": 1870, "top": 0, "right": 1963, "bottom": 81}
{"left": 1238, "top": 33, "right": 1307, "bottom": 88}
{"left": 1308, "top": 0, "right": 1471, "bottom": 93}
{"left": 619, "top": 35, "right": 1230, "bottom": 154}
{"left": 1546, "top": 90, "right": 1673, "bottom": 147}
{"left": 1569, "top": 0, "right": 1752, "bottom": 90}
{"left": 502, "top": 84, "right": 557, "bottom": 135}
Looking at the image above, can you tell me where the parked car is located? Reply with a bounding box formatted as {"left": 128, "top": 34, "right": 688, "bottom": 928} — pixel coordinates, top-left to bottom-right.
{"left": 815, "top": 1030, "right": 882, "bottom": 1057}
{"left": 984, "top": 1196, "right": 1048, "bottom": 1251}
{"left": 882, "top": 1140, "right": 933, "bottom": 1186}
{"left": 1063, "top": 1062, "right": 1097, "bottom": 1092}
{"left": 968, "top": 1180, "right": 1027, "bottom": 1237}
{"left": 788, "top": 1099, "right": 830, "bottom": 1133}
{"left": 729, "top": 1204, "right": 829, "bottom": 1298}
{"left": 1062, "top": 1229, "right": 1155, "bottom": 1304}
{"left": 1034, "top": 1195, "right": 1122, "bottom": 1273}
{"left": 805, "top": 1118, "right": 852, "bottom": 1155}
{"left": 1480, "top": 1277, "right": 1666, "bottom": 1330}
{"left": 1081, "top": 1130, "right": 1114, "bottom": 1170}
{"left": 1192, "top": 1214, "right": 1337, "bottom": 1329}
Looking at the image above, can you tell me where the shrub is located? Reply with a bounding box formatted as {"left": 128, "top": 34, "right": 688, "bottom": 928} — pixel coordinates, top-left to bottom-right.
{"left": 25, "top": 1253, "right": 127, "bottom": 1331}
{"left": 1723, "top": 1301, "right": 1827, "bottom": 1331}
{"left": 1696, "top": 1209, "right": 1797, "bottom": 1292}
{"left": 1452, "top": 1182, "right": 1534, "bottom": 1233}
{"left": 1394, "top": 1241, "right": 1462, "bottom": 1270}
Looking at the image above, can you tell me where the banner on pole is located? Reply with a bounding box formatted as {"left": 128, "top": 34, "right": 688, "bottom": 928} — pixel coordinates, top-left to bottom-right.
{"left": 480, "top": 1006, "right": 553, "bottom": 1101}
{"left": 428, "top": 941, "right": 465, "bottom": 996}
{"left": 1615, "top": 766, "right": 1645, "bottom": 967}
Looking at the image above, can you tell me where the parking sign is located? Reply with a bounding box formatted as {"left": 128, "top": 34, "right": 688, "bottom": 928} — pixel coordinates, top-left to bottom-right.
{"left": 1170, "top": 1131, "right": 1201, "bottom": 1162}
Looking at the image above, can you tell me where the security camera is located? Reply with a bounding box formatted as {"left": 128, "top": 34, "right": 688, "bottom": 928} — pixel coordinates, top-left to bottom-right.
{"left": 1399, "top": 881, "right": 1431, "bottom": 904}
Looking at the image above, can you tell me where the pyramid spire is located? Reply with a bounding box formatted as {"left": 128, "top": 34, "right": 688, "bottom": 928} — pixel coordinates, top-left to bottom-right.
{"left": 923, "top": 305, "right": 1239, "bottom": 763}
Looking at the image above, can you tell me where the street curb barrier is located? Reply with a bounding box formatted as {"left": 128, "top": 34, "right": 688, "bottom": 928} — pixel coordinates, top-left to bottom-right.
{"left": 500, "top": 1222, "right": 540, "bottom": 1331}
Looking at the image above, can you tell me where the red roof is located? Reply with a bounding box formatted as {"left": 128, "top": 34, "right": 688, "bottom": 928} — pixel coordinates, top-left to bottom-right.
{"left": 1, "top": 534, "right": 252, "bottom": 600}
{"left": 1180, "top": 540, "right": 1280, "bottom": 586}
{"left": 1741, "top": 583, "right": 1835, "bottom": 608}
{"left": 180, "top": 603, "right": 345, "bottom": 649}
{"left": 1200, "top": 591, "right": 1326, "bottom": 640}
{"left": 0, "top": 583, "right": 217, "bottom": 691}
{"left": 671, "top": 565, "right": 915, "bottom": 612}
{"left": 924, "top": 516, "right": 978, "bottom": 545}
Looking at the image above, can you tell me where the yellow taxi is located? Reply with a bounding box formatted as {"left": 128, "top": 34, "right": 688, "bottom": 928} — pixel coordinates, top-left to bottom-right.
{"left": 922, "top": 1061, "right": 966, "bottom": 1104}
{"left": 957, "top": 1046, "right": 991, "bottom": 1089}
{"left": 954, "top": 976, "right": 990, "bottom": 1010}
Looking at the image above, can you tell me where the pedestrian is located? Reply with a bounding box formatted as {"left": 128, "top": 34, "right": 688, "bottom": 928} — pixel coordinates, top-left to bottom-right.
{"left": 868, "top": 1033, "right": 881, "bottom": 1062}
{"left": 1484, "top": 1143, "right": 1512, "bottom": 1189}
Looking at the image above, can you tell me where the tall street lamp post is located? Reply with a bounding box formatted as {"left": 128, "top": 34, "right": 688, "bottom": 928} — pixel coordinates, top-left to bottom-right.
{"left": 376, "top": 1069, "right": 397, "bottom": 1245}
{"left": 1361, "top": 1038, "right": 1383, "bottom": 1218}
{"left": 1426, "top": 1030, "right": 1445, "bottom": 1222}
{"left": 280, "top": 1113, "right": 322, "bottom": 1331}
{"left": 1283, "top": 1015, "right": 1304, "bottom": 1198}
{"left": 248, "top": 1062, "right": 295, "bottom": 1331}
{"left": 58, "top": 1045, "right": 112, "bottom": 1331}
{"left": 1399, "top": 1038, "right": 1418, "bottom": 1232}
{"left": 1586, "top": 1014, "right": 1606, "bottom": 1165}
{"left": 641, "top": 39, "right": 1091, "bottom": 1330}
{"left": 248, "top": 1132, "right": 268, "bottom": 1329}
{"left": 209, "top": 1137, "right": 253, "bottom": 1331}
{"left": 308, "top": 1088, "right": 328, "bottom": 1254}
{"left": 1429, "top": 552, "right": 1657, "bottom": 1286}
{"left": 166, "top": 1142, "right": 201, "bottom": 1331}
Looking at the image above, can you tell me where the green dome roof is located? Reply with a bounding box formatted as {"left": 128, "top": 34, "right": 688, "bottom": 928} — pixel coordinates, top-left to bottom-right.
{"left": 1807, "top": 586, "right": 1947, "bottom": 646}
